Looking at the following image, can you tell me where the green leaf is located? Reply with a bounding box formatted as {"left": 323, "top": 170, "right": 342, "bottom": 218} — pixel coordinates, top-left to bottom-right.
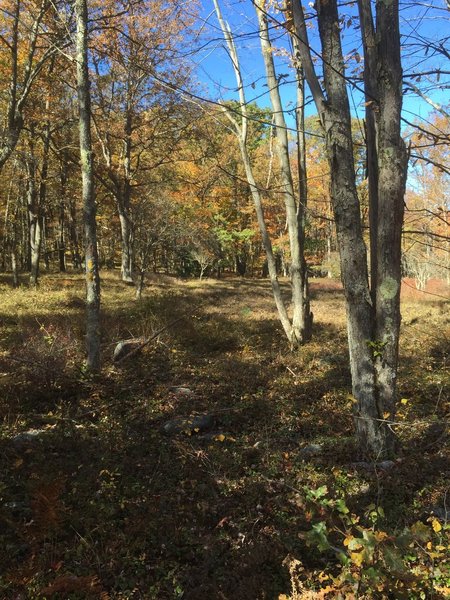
{"left": 336, "top": 498, "right": 350, "bottom": 514}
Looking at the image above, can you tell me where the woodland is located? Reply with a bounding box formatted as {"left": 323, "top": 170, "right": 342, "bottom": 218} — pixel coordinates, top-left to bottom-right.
{"left": 0, "top": 0, "right": 449, "bottom": 598}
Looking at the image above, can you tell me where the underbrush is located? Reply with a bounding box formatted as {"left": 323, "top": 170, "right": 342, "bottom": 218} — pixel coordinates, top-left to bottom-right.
{"left": 0, "top": 272, "right": 448, "bottom": 599}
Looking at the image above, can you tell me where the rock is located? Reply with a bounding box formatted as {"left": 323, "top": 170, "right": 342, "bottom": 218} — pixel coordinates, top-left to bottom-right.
{"left": 170, "top": 387, "right": 195, "bottom": 397}
{"left": 11, "top": 429, "right": 48, "bottom": 449}
{"left": 298, "top": 444, "right": 323, "bottom": 458}
{"left": 161, "top": 414, "right": 215, "bottom": 436}
{"left": 113, "top": 338, "right": 146, "bottom": 362}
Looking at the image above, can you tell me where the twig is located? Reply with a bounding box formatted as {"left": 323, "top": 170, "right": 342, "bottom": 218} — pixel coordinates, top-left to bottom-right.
{"left": 114, "top": 316, "right": 185, "bottom": 364}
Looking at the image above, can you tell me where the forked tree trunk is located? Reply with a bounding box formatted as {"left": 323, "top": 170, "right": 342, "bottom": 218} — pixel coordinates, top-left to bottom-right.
{"left": 255, "top": 1, "right": 312, "bottom": 344}
{"left": 291, "top": 0, "right": 407, "bottom": 458}
{"left": 213, "top": 0, "right": 308, "bottom": 347}
{"left": 75, "top": 0, "right": 101, "bottom": 372}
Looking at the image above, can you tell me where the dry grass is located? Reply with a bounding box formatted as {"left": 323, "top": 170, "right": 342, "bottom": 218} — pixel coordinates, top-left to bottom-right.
{"left": 0, "top": 271, "right": 448, "bottom": 599}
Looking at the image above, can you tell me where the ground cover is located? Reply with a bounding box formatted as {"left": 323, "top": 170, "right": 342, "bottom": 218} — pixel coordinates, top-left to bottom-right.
{"left": 0, "top": 272, "right": 448, "bottom": 598}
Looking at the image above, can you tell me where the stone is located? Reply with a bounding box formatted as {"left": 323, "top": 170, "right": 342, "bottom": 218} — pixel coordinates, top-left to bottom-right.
{"left": 161, "top": 414, "right": 215, "bottom": 436}
{"left": 113, "top": 338, "right": 146, "bottom": 362}
{"left": 11, "top": 429, "right": 48, "bottom": 449}
{"left": 298, "top": 444, "right": 323, "bottom": 458}
{"left": 170, "top": 387, "right": 195, "bottom": 397}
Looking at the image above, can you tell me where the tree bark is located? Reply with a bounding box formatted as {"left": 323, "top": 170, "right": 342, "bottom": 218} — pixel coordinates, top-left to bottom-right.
{"left": 118, "top": 206, "right": 133, "bottom": 282}
{"left": 373, "top": 0, "right": 407, "bottom": 434}
{"left": 26, "top": 154, "right": 42, "bottom": 287}
{"left": 358, "top": 0, "right": 379, "bottom": 303}
{"left": 75, "top": 0, "right": 101, "bottom": 372}
{"left": 290, "top": 0, "right": 406, "bottom": 457}
{"left": 120, "top": 103, "right": 134, "bottom": 283}
{"left": 291, "top": 34, "right": 313, "bottom": 340}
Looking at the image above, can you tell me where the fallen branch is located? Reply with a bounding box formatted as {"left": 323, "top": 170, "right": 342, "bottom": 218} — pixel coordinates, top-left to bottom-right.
{"left": 113, "top": 316, "right": 185, "bottom": 364}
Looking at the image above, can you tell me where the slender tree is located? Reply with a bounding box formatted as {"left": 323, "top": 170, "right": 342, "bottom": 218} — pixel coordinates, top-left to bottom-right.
{"left": 213, "top": 0, "right": 310, "bottom": 347}
{"left": 75, "top": 0, "right": 101, "bottom": 371}
{"left": 254, "top": 0, "right": 312, "bottom": 343}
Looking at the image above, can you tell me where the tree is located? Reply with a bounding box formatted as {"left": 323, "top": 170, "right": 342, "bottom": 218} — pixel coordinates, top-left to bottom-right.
{"left": 90, "top": 0, "right": 196, "bottom": 282}
{"left": 0, "top": 0, "right": 68, "bottom": 171}
{"left": 290, "top": 0, "right": 408, "bottom": 457}
{"left": 75, "top": 0, "right": 101, "bottom": 371}
{"left": 254, "top": 0, "right": 312, "bottom": 343}
{"left": 213, "top": 0, "right": 310, "bottom": 347}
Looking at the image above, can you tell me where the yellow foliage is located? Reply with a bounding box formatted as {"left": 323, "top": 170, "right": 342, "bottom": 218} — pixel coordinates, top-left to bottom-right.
{"left": 350, "top": 551, "right": 365, "bottom": 567}
{"left": 431, "top": 519, "right": 442, "bottom": 533}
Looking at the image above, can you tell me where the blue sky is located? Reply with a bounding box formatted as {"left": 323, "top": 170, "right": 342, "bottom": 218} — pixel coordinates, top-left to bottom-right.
{"left": 190, "top": 0, "right": 449, "bottom": 133}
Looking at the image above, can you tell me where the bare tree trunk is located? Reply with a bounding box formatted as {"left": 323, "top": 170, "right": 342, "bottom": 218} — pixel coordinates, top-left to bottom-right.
{"left": 58, "top": 202, "right": 66, "bottom": 272}
{"left": 58, "top": 157, "right": 68, "bottom": 272}
{"left": 255, "top": 1, "right": 312, "bottom": 344}
{"left": 213, "top": 0, "right": 298, "bottom": 346}
{"left": 292, "top": 36, "right": 313, "bottom": 340}
{"left": 118, "top": 206, "right": 133, "bottom": 282}
{"left": 11, "top": 203, "right": 19, "bottom": 287}
{"left": 68, "top": 196, "right": 82, "bottom": 269}
{"left": 11, "top": 248, "right": 19, "bottom": 287}
{"left": 358, "top": 0, "right": 379, "bottom": 303}
{"left": 373, "top": 0, "right": 407, "bottom": 433}
{"left": 26, "top": 155, "right": 42, "bottom": 286}
{"left": 120, "top": 104, "right": 134, "bottom": 283}
{"left": 75, "top": 0, "right": 101, "bottom": 372}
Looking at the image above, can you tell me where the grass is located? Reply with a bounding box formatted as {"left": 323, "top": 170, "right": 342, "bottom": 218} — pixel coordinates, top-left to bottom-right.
{"left": 0, "top": 271, "right": 448, "bottom": 599}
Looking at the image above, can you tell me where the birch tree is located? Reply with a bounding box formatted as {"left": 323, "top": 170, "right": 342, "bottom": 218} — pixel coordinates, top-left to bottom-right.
{"left": 290, "top": 0, "right": 408, "bottom": 457}
{"left": 75, "top": 0, "right": 101, "bottom": 371}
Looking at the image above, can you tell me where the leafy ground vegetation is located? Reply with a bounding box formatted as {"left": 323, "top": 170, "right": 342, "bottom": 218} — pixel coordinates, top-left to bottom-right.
{"left": 0, "top": 272, "right": 448, "bottom": 599}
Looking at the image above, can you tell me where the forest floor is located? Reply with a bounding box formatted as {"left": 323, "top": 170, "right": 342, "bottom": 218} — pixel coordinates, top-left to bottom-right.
{"left": 0, "top": 272, "right": 448, "bottom": 599}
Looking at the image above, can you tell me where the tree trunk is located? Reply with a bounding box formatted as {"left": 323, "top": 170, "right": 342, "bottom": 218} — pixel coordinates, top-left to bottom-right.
{"left": 373, "top": 0, "right": 407, "bottom": 435}
{"left": 26, "top": 156, "right": 42, "bottom": 286}
{"left": 358, "top": 0, "right": 379, "bottom": 303}
{"left": 58, "top": 157, "right": 68, "bottom": 272}
{"left": 290, "top": 0, "right": 407, "bottom": 457}
{"left": 118, "top": 206, "right": 133, "bottom": 282}
{"left": 213, "top": 0, "right": 295, "bottom": 345}
{"left": 255, "top": 1, "right": 312, "bottom": 345}
{"left": 58, "top": 202, "right": 66, "bottom": 272}
{"left": 75, "top": 0, "right": 101, "bottom": 372}
{"left": 11, "top": 247, "right": 19, "bottom": 288}
{"left": 69, "top": 196, "right": 82, "bottom": 269}
{"left": 293, "top": 53, "right": 313, "bottom": 340}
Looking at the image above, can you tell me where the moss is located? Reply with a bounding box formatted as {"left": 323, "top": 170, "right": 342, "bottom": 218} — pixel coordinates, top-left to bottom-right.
{"left": 380, "top": 277, "right": 399, "bottom": 300}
